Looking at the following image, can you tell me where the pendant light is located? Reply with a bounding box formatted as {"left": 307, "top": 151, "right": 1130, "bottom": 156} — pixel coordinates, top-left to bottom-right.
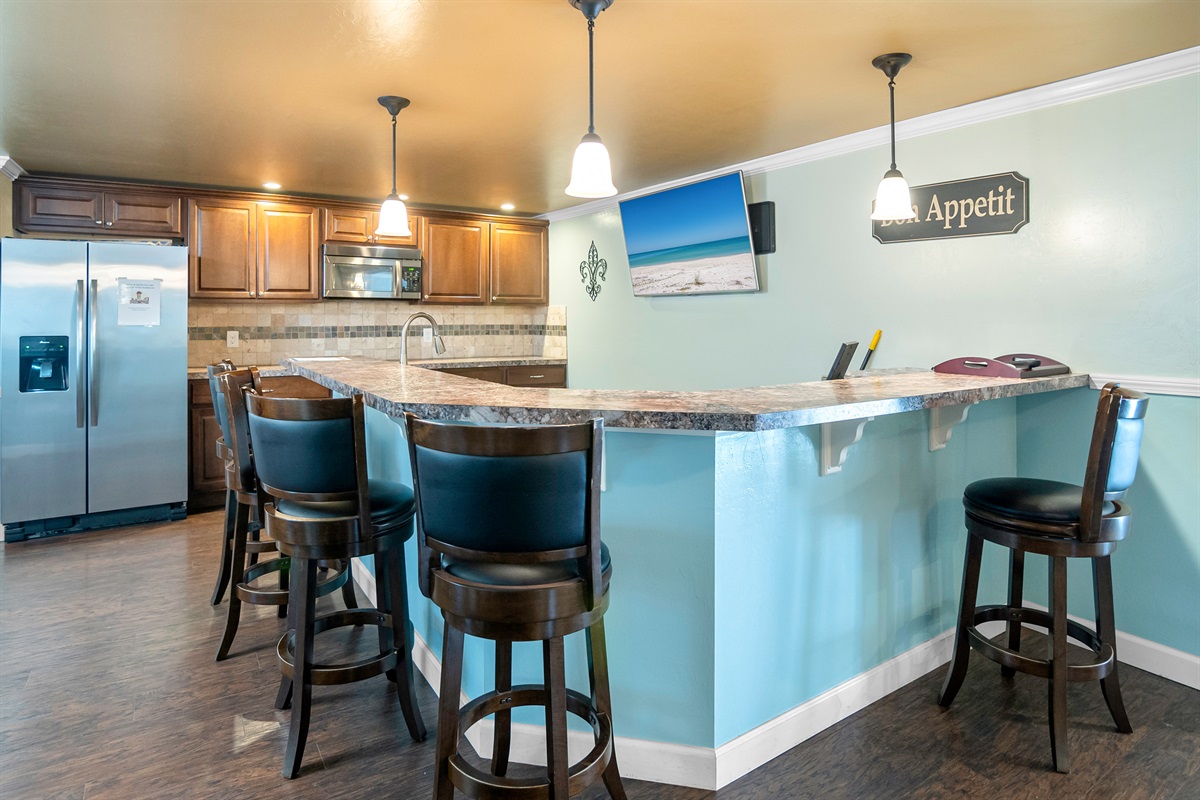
{"left": 870, "top": 53, "right": 917, "bottom": 221}
{"left": 376, "top": 95, "right": 413, "bottom": 237}
{"left": 565, "top": 0, "right": 617, "bottom": 198}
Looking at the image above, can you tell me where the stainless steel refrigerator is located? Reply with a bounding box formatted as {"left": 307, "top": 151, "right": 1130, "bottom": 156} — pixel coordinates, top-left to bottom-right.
{"left": 0, "top": 239, "right": 188, "bottom": 541}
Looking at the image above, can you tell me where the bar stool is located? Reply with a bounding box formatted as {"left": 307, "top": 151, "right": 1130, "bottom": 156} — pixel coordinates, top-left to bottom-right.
{"left": 214, "top": 368, "right": 354, "bottom": 662}
{"left": 404, "top": 413, "right": 627, "bottom": 800}
{"left": 246, "top": 391, "right": 427, "bottom": 779}
{"left": 206, "top": 359, "right": 237, "bottom": 606}
{"left": 938, "top": 382, "right": 1149, "bottom": 772}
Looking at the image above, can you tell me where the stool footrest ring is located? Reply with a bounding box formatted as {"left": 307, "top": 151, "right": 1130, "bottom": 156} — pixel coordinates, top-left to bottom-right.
{"left": 967, "top": 604, "right": 1115, "bottom": 682}
{"left": 277, "top": 609, "right": 398, "bottom": 686}
{"left": 448, "top": 684, "right": 613, "bottom": 798}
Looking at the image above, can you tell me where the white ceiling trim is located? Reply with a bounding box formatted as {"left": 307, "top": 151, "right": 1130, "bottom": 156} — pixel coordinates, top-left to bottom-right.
{"left": 1088, "top": 374, "right": 1200, "bottom": 397}
{"left": 0, "top": 156, "right": 26, "bottom": 181}
{"left": 543, "top": 46, "right": 1200, "bottom": 223}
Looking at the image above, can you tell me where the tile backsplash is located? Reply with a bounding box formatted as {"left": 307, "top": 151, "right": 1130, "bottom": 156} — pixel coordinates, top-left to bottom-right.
{"left": 188, "top": 301, "right": 566, "bottom": 367}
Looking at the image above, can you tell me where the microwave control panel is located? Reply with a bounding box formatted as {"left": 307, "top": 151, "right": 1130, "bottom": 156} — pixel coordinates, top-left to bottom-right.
{"left": 399, "top": 264, "right": 422, "bottom": 299}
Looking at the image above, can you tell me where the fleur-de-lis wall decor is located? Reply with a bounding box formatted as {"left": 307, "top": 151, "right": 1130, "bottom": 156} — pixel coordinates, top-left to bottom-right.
{"left": 580, "top": 241, "right": 607, "bottom": 301}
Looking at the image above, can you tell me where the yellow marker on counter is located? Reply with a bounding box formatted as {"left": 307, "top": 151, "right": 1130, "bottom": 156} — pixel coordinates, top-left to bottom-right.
{"left": 859, "top": 329, "right": 882, "bottom": 370}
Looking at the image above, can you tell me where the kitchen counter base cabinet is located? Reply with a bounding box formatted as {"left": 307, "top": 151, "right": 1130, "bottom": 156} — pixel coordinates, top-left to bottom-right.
{"left": 438, "top": 364, "right": 566, "bottom": 388}
{"left": 15, "top": 177, "right": 185, "bottom": 239}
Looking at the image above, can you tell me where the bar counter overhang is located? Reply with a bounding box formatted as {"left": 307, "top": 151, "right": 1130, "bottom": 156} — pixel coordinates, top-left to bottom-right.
{"left": 283, "top": 357, "right": 1091, "bottom": 790}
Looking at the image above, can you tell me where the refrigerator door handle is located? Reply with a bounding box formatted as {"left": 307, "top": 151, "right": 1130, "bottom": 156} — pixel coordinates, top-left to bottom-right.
{"left": 88, "top": 279, "right": 99, "bottom": 427}
{"left": 76, "top": 279, "right": 87, "bottom": 428}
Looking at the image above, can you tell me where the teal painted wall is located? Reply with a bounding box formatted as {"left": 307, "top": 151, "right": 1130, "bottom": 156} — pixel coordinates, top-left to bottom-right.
{"left": 550, "top": 74, "right": 1199, "bottom": 390}
{"left": 550, "top": 74, "right": 1200, "bottom": 665}
{"left": 712, "top": 400, "right": 1016, "bottom": 744}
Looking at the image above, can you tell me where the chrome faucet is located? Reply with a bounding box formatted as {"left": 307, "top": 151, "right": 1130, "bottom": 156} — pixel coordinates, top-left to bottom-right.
{"left": 399, "top": 311, "right": 446, "bottom": 365}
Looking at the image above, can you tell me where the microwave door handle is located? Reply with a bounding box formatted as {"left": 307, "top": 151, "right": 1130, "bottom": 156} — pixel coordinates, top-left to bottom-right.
{"left": 89, "top": 279, "right": 99, "bottom": 427}
{"left": 76, "top": 279, "right": 86, "bottom": 428}
{"left": 393, "top": 263, "right": 400, "bottom": 297}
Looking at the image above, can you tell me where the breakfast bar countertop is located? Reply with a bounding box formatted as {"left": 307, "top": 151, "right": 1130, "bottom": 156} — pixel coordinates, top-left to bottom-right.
{"left": 283, "top": 357, "right": 1090, "bottom": 432}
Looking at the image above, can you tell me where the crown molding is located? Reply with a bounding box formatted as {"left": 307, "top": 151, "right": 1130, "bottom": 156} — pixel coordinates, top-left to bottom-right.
{"left": 1088, "top": 374, "right": 1200, "bottom": 397}
{"left": 0, "top": 156, "right": 26, "bottom": 181}
{"left": 543, "top": 46, "right": 1200, "bottom": 223}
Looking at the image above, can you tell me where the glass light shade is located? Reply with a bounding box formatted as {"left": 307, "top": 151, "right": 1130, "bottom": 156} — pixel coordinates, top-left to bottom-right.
{"left": 565, "top": 132, "right": 617, "bottom": 198}
{"left": 871, "top": 169, "right": 917, "bottom": 221}
{"left": 376, "top": 194, "right": 412, "bottom": 236}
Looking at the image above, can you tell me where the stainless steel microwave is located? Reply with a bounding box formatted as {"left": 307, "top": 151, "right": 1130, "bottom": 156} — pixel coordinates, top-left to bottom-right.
{"left": 322, "top": 243, "right": 422, "bottom": 300}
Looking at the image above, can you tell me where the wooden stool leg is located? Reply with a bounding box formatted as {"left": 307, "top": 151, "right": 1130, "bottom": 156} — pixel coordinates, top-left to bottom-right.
{"left": 492, "top": 640, "right": 513, "bottom": 777}
{"left": 209, "top": 488, "right": 237, "bottom": 605}
{"left": 282, "top": 557, "right": 318, "bottom": 779}
{"left": 939, "top": 533, "right": 984, "bottom": 707}
{"left": 276, "top": 575, "right": 297, "bottom": 711}
{"left": 340, "top": 557, "right": 359, "bottom": 611}
{"left": 1048, "top": 555, "right": 1070, "bottom": 773}
{"left": 277, "top": 558, "right": 289, "bottom": 619}
{"left": 384, "top": 545, "right": 426, "bottom": 742}
{"left": 215, "top": 500, "right": 251, "bottom": 661}
{"left": 1001, "top": 548, "right": 1025, "bottom": 679}
{"left": 434, "top": 622, "right": 465, "bottom": 800}
{"left": 587, "top": 618, "right": 628, "bottom": 800}
{"left": 1093, "top": 556, "right": 1132, "bottom": 733}
{"left": 543, "top": 636, "right": 570, "bottom": 800}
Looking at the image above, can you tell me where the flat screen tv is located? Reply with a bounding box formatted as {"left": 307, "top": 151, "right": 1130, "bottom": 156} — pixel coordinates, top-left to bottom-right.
{"left": 619, "top": 171, "right": 760, "bottom": 297}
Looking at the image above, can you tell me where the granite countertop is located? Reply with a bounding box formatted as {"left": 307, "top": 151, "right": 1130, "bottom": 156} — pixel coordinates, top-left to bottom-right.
{"left": 283, "top": 357, "right": 1090, "bottom": 432}
{"left": 410, "top": 355, "right": 566, "bottom": 369}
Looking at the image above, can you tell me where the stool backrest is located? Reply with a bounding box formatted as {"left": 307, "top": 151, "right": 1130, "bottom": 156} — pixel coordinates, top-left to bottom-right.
{"left": 404, "top": 414, "right": 604, "bottom": 609}
{"left": 216, "top": 367, "right": 262, "bottom": 496}
{"left": 206, "top": 360, "right": 236, "bottom": 446}
{"left": 1081, "top": 382, "right": 1149, "bottom": 541}
{"left": 245, "top": 393, "right": 372, "bottom": 536}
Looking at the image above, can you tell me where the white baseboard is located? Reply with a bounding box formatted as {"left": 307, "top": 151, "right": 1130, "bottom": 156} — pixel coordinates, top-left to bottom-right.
{"left": 356, "top": 560, "right": 1199, "bottom": 789}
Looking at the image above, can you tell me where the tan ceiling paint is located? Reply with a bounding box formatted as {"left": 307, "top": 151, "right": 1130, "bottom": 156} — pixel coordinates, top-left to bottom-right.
{"left": 2, "top": 0, "right": 1197, "bottom": 215}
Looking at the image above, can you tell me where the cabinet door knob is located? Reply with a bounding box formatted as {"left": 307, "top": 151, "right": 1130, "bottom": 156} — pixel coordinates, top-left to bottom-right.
{"left": 95, "top": 219, "right": 103, "bottom": 224}
{"left": 105, "top": 221, "right": 113, "bottom": 227}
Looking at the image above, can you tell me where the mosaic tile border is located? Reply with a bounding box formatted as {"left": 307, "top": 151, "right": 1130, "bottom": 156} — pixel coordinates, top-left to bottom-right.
{"left": 190, "top": 323, "right": 567, "bottom": 341}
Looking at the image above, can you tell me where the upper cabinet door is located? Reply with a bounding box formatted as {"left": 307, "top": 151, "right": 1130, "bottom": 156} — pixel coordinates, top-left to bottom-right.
{"left": 17, "top": 183, "right": 104, "bottom": 230}
{"left": 15, "top": 178, "right": 185, "bottom": 238}
{"left": 105, "top": 191, "right": 184, "bottom": 238}
{"left": 323, "top": 205, "right": 421, "bottom": 248}
{"left": 421, "top": 216, "right": 489, "bottom": 304}
{"left": 257, "top": 202, "right": 321, "bottom": 300}
{"left": 189, "top": 198, "right": 256, "bottom": 299}
{"left": 490, "top": 222, "right": 549, "bottom": 305}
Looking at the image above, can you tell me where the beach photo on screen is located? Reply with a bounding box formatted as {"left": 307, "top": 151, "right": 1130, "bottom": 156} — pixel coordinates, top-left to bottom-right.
{"left": 619, "top": 171, "right": 759, "bottom": 296}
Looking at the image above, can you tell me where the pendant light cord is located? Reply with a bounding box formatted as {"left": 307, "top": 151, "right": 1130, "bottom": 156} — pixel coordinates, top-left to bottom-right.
{"left": 391, "top": 113, "right": 400, "bottom": 195}
{"left": 888, "top": 77, "right": 897, "bottom": 171}
{"left": 587, "top": 17, "right": 596, "bottom": 134}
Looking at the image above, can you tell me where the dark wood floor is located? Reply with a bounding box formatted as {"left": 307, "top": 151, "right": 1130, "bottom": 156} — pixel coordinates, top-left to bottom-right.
{"left": 1, "top": 511, "right": 1197, "bottom": 799}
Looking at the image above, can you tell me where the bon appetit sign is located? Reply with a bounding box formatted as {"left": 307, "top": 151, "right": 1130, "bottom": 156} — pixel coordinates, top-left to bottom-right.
{"left": 872, "top": 172, "right": 1029, "bottom": 244}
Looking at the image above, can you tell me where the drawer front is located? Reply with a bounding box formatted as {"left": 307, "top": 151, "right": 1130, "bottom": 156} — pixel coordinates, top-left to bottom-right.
{"left": 441, "top": 366, "right": 506, "bottom": 384}
{"left": 505, "top": 365, "right": 566, "bottom": 387}
{"left": 190, "top": 379, "right": 214, "bottom": 406}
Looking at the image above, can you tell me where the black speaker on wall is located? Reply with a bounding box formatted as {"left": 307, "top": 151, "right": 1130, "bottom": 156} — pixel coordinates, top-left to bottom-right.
{"left": 748, "top": 201, "right": 776, "bottom": 254}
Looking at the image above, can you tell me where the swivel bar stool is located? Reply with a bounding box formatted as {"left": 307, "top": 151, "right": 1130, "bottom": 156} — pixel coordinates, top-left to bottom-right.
{"left": 404, "top": 413, "right": 627, "bottom": 800}
{"left": 214, "top": 368, "right": 354, "bottom": 661}
{"left": 938, "top": 383, "right": 1149, "bottom": 772}
{"left": 206, "top": 359, "right": 237, "bottom": 606}
{"left": 246, "top": 391, "right": 427, "bottom": 779}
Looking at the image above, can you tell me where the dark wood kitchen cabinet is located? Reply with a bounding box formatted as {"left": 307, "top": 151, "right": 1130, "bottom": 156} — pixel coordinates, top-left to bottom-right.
{"left": 323, "top": 204, "right": 422, "bottom": 248}
{"left": 189, "top": 197, "right": 320, "bottom": 300}
{"left": 437, "top": 364, "right": 566, "bottom": 388}
{"left": 420, "top": 214, "right": 548, "bottom": 305}
{"left": 188, "top": 374, "right": 331, "bottom": 511}
{"left": 15, "top": 176, "right": 185, "bottom": 239}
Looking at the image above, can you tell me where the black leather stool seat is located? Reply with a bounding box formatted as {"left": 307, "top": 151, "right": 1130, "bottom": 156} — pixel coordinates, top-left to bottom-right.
{"left": 965, "top": 477, "right": 1115, "bottom": 523}
{"left": 447, "top": 542, "right": 611, "bottom": 587}
{"left": 276, "top": 480, "right": 415, "bottom": 532}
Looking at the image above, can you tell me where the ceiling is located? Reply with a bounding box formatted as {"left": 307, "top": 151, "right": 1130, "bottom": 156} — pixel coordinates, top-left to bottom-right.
{"left": 2, "top": 1, "right": 1197, "bottom": 217}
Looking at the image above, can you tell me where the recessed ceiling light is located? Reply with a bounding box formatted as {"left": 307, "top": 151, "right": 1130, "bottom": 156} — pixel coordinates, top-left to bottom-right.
{"left": 398, "top": 194, "right": 409, "bottom": 201}
{"left": 500, "top": 203, "right": 515, "bottom": 211}
{"left": 263, "top": 182, "right": 282, "bottom": 190}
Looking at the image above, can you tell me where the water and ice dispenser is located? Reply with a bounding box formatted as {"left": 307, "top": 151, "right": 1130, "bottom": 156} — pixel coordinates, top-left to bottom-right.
{"left": 18, "top": 336, "right": 69, "bottom": 392}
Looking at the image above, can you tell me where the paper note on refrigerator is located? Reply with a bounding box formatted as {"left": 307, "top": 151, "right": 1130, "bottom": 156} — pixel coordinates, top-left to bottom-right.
{"left": 117, "top": 278, "right": 162, "bottom": 326}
